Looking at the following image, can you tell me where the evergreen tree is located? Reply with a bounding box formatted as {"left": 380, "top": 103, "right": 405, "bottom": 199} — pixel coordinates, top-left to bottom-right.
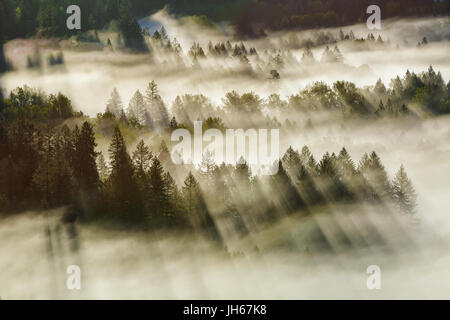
{"left": 301, "top": 47, "right": 315, "bottom": 64}
{"left": 145, "top": 81, "right": 169, "bottom": 130}
{"left": 336, "top": 147, "right": 356, "bottom": 178}
{"left": 106, "top": 88, "right": 124, "bottom": 117}
{"left": 182, "top": 172, "right": 222, "bottom": 244}
{"left": 107, "top": 125, "right": 142, "bottom": 221}
{"left": 133, "top": 139, "right": 153, "bottom": 174}
{"left": 282, "top": 146, "right": 301, "bottom": 176}
{"left": 318, "top": 152, "right": 336, "bottom": 177}
{"left": 148, "top": 157, "right": 170, "bottom": 224}
{"left": 297, "top": 162, "right": 322, "bottom": 206}
{"left": 33, "top": 129, "right": 56, "bottom": 209}
{"left": 358, "top": 152, "right": 391, "bottom": 201}
{"left": 97, "top": 152, "right": 109, "bottom": 181}
{"left": 52, "top": 134, "right": 75, "bottom": 206}
{"left": 333, "top": 45, "right": 343, "bottom": 63}
{"left": 73, "top": 122, "right": 100, "bottom": 194}
{"left": 118, "top": 0, "right": 148, "bottom": 52}
{"left": 159, "top": 26, "right": 168, "bottom": 41}
{"left": 127, "top": 90, "right": 146, "bottom": 124}
{"left": 164, "top": 171, "right": 185, "bottom": 225}
{"left": 392, "top": 165, "right": 417, "bottom": 214}
{"left": 271, "top": 161, "right": 303, "bottom": 213}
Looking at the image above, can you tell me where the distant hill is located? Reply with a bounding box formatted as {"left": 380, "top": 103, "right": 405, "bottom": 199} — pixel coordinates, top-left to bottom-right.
{"left": 0, "top": 0, "right": 449, "bottom": 41}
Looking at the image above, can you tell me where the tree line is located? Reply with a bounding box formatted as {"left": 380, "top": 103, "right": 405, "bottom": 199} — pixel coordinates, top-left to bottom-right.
{"left": 1, "top": 0, "right": 448, "bottom": 43}
{"left": 0, "top": 86, "right": 418, "bottom": 242}
{"left": 94, "top": 67, "right": 450, "bottom": 136}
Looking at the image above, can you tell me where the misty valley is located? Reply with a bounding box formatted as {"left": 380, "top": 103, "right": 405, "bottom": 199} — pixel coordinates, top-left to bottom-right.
{"left": 0, "top": 1, "right": 450, "bottom": 300}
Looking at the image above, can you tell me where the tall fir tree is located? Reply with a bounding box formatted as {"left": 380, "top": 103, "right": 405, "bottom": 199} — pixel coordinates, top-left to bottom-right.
{"left": 392, "top": 165, "right": 417, "bottom": 215}
{"left": 148, "top": 157, "right": 170, "bottom": 225}
{"left": 97, "top": 152, "right": 109, "bottom": 182}
{"left": 182, "top": 172, "right": 222, "bottom": 244}
{"left": 107, "top": 125, "right": 142, "bottom": 222}
{"left": 105, "top": 88, "right": 124, "bottom": 117}
{"left": 127, "top": 90, "right": 146, "bottom": 125}
{"left": 73, "top": 122, "right": 100, "bottom": 194}
{"left": 145, "top": 81, "right": 169, "bottom": 130}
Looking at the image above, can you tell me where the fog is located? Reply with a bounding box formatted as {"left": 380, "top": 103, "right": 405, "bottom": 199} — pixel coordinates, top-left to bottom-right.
{"left": 1, "top": 14, "right": 449, "bottom": 116}
{"left": 1, "top": 13, "right": 450, "bottom": 299}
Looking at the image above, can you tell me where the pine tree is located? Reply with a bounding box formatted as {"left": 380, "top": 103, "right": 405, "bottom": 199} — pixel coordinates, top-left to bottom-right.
{"left": 358, "top": 152, "right": 391, "bottom": 201}
{"left": 199, "top": 151, "right": 218, "bottom": 191}
{"left": 282, "top": 146, "right": 301, "bottom": 175}
{"left": 52, "top": 135, "right": 75, "bottom": 206}
{"left": 105, "top": 88, "right": 124, "bottom": 117}
{"left": 318, "top": 152, "right": 337, "bottom": 177}
{"left": 127, "top": 90, "right": 146, "bottom": 124}
{"left": 169, "top": 116, "right": 178, "bottom": 130}
{"left": 132, "top": 140, "right": 153, "bottom": 174}
{"left": 107, "top": 126, "right": 142, "bottom": 221}
{"left": 297, "top": 162, "right": 322, "bottom": 206}
{"left": 148, "top": 157, "right": 170, "bottom": 224}
{"left": 321, "top": 46, "right": 335, "bottom": 63}
{"left": 73, "top": 121, "right": 100, "bottom": 194}
{"left": 118, "top": 0, "right": 148, "bottom": 52}
{"left": 271, "top": 161, "right": 303, "bottom": 213}
{"left": 301, "top": 47, "right": 315, "bottom": 64}
{"left": 336, "top": 147, "right": 356, "bottom": 178}
{"left": 392, "top": 165, "right": 417, "bottom": 214}
{"left": 182, "top": 172, "right": 222, "bottom": 244}
{"left": 33, "top": 129, "right": 56, "bottom": 209}
{"left": 164, "top": 171, "right": 184, "bottom": 224}
{"left": 159, "top": 26, "right": 168, "bottom": 41}
{"left": 145, "top": 81, "right": 169, "bottom": 130}
{"left": 300, "top": 146, "right": 312, "bottom": 164}
{"left": 333, "top": 45, "right": 343, "bottom": 63}
{"left": 97, "top": 152, "right": 109, "bottom": 181}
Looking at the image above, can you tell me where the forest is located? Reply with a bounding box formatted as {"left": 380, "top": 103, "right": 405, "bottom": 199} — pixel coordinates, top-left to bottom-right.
{"left": 1, "top": 0, "right": 450, "bottom": 299}
{"left": 1, "top": 0, "right": 449, "bottom": 42}
{"left": 0, "top": 75, "right": 422, "bottom": 242}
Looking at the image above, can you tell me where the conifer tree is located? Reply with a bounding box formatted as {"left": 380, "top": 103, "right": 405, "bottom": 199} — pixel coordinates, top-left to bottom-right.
{"left": 282, "top": 146, "right": 301, "bottom": 175}
{"left": 336, "top": 147, "right": 356, "bottom": 178}
{"left": 358, "top": 152, "right": 391, "bottom": 201}
{"left": 73, "top": 121, "right": 100, "bottom": 194}
{"left": 97, "top": 152, "right": 109, "bottom": 181}
{"left": 127, "top": 90, "right": 146, "bottom": 124}
{"left": 182, "top": 172, "right": 222, "bottom": 244}
{"left": 271, "top": 161, "right": 303, "bottom": 213}
{"left": 106, "top": 88, "right": 124, "bottom": 117}
{"left": 133, "top": 140, "right": 153, "bottom": 173}
{"left": 33, "top": 129, "right": 56, "bottom": 208}
{"left": 164, "top": 171, "right": 185, "bottom": 225}
{"left": 392, "top": 165, "right": 417, "bottom": 214}
{"left": 301, "top": 47, "right": 315, "bottom": 64}
{"left": 145, "top": 81, "right": 169, "bottom": 130}
{"left": 108, "top": 126, "right": 142, "bottom": 221}
{"left": 148, "top": 157, "right": 170, "bottom": 224}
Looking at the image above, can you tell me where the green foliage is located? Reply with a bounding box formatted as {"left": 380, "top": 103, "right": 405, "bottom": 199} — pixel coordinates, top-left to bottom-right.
{"left": 392, "top": 165, "right": 417, "bottom": 215}
{"left": 105, "top": 125, "right": 143, "bottom": 223}
{"left": 1, "top": 86, "right": 77, "bottom": 121}
{"left": 73, "top": 121, "right": 100, "bottom": 194}
{"left": 1, "top": 0, "right": 448, "bottom": 42}
{"left": 117, "top": 0, "right": 148, "bottom": 52}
